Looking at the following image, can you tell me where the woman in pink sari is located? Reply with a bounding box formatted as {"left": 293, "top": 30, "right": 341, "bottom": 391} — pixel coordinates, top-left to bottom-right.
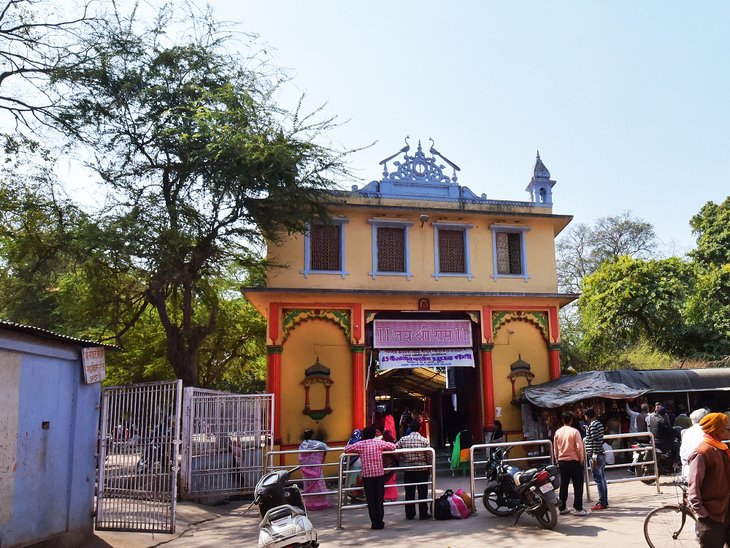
{"left": 298, "top": 429, "right": 331, "bottom": 510}
{"left": 383, "top": 417, "right": 399, "bottom": 502}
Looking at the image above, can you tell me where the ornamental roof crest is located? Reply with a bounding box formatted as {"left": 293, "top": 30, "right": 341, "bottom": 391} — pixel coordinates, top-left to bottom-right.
{"left": 381, "top": 137, "right": 460, "bottom": 184}
{"left": 352, "top": 137, "right": 486, "bottom": 202}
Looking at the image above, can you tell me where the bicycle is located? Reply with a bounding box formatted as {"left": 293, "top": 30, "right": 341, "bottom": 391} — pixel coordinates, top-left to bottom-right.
{"left": 643, "top": 480, "right": 697, "bottom": 547}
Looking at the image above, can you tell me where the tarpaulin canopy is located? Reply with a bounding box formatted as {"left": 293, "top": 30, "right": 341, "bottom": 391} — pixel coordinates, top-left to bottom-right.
{"left": 522, "top": 368, "right": 730, "bottom": 409}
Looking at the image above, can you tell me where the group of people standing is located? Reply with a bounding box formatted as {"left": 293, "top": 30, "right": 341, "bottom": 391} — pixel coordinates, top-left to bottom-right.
{"left": 297, "top": 406, "right": 433, "bottom": 531}
{"left": 552, "top": 401, "right": 730, "bottom": 548}
{"left": 343, "top": 417, "right": 431, "bottom": 529}
{"left": 552, "top": 408, "right": 608, "bottom": 516}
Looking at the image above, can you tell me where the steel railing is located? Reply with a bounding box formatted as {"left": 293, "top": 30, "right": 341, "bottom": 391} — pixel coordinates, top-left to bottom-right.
{"left": 336, "top": 447, "right": 436, "bottom": 529}
{"left": 584, "top": 431, "right": 661, "bottom": 501}
{"left": 264, "top": 446, "right": 348, "bottom": 499}
{"left": 467, "top": 439, "right": 554, "bottom": 514}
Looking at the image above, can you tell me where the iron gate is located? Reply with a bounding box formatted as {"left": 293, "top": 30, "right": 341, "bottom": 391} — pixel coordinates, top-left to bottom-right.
{"left": 95, "top": 380, "right": 182, "bottom": 533}
{"left": 180, "top": 389, "right": 274, "bottom": 499}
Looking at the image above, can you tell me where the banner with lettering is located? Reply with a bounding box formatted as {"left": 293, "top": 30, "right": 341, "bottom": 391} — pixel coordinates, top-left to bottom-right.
{"left": 373, "top": 319, "right": 472, "bottom": 349}
{"left": 379, "top": 348, "right": 475, "bottom": 369}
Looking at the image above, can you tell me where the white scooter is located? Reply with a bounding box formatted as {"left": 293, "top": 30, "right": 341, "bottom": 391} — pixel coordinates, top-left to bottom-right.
{"left": 252, "top": 465, "right": 319, "bottom": 548}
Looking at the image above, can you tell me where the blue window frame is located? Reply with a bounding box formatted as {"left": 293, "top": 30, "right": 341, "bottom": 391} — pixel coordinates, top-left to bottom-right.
{"left": 490, "top": 224, "right": 530, "bottom": 281}
{"left": 368, "top": 219, "right": 413, "bottom": 279}
{"left": 302, "top": 219, "right": 348, "bottom": 278}
{"left": 432, "top": 222, "right": 473, "bottom": 280}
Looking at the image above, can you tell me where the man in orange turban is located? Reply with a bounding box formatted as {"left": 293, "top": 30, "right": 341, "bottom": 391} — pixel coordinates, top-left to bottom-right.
{"left": 688, "top": 412, "right": 730, "bottom": 547}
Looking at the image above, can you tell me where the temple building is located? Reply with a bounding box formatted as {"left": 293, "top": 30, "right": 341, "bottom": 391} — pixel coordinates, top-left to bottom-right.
{"left": 243, "top": 139, "right": 577, "bottom": 449}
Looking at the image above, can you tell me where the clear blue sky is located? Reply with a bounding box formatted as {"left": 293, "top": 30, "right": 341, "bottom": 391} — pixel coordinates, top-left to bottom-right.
{"left": 211, "top": 1, "right": 729, "bottom": 255}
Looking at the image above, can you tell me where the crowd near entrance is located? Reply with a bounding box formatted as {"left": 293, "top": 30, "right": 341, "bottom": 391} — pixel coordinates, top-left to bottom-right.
{"left": 366, "top": 311, "right": 483, "bottom": 452}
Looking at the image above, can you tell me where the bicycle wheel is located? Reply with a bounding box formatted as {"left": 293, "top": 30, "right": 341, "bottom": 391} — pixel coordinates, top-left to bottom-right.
{"left": 643, "top": 505, "right": 697, "bottom": 548}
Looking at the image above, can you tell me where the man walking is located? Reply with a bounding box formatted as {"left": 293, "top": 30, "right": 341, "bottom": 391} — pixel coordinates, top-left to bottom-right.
{"left": 553, "top": 411, "right": 588, "bottom": 516}
{"left": 687, "top": 412, "right": 730, "bottom": 547}
{"left": 344, "top": 425, "right": 396, "bottom": 530}
{"left": 585, "top": 408, "right": 608, "bottom": 511}
{"left": 395, "top": 419, "right": 431, "bottom": 520}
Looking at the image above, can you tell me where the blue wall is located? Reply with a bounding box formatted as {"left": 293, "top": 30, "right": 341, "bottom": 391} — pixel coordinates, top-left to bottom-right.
{"left": 0, "top": 332, "right": 100, "bottom": 547}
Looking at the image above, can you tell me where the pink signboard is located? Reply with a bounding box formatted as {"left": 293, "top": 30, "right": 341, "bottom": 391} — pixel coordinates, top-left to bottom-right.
{"left": 373, "top": 319, "right": 473, "bottom": 349}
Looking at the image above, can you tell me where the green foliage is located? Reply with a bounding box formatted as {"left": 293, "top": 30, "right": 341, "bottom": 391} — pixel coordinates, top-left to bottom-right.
{"left": 40, "top": 3, "right": 347, "bottom": 386}
{"left": 578, "top": 256, "right": 699, "bottom": 365}
{"left": 690, "top": 197, "right": 730, "bottom": 268}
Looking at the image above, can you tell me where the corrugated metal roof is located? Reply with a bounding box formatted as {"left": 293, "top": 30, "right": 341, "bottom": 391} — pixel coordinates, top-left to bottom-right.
{"left": 0, "top": 319, "right": 118, "bottom": 349}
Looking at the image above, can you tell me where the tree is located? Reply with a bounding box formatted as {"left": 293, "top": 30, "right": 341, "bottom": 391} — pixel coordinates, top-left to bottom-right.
{"left": 690, "top": 197, "right": 730, "bottom": 268}
{"left": 578, "top": 256, "right": 698, "bottom": 368}
{"left": 687, "top": 197, "right": 730, "bottom": 358}
{"left": 45, "top": 3, "right": 348, "bottom": 386}
{"left": 0, "top": 0, "right": 98, "bottom": 130}
{"left": 557, "top": 211, "right": 657, "bottom": 293}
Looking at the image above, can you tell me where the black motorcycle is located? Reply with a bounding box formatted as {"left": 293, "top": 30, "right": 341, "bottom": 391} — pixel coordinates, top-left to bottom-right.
{"left": 482, "top": 447, "right": 560, "bottom": 530}
{"left": 630, "top": 440, "right": 680, "bottom": 484}
{"left": 136, "top": 422, "right": 171, "bottom": 473}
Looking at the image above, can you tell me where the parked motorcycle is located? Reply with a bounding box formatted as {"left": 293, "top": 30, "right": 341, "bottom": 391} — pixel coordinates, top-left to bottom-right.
{"left": 482, "top": 448, "right": 560, "bottom": 530}
{"left": 251, "top": 465, "right": 319, "bottom": 548}
{"left": 630, "top": 441, "right": 680, "bottom": 484}
{"left": 136, "top": 423, "right": 169, "bottom": 473}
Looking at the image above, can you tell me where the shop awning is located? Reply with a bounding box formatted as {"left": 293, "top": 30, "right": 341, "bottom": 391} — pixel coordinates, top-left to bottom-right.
{"left": 522, "top": 368, "right": 730, "bottom": 408}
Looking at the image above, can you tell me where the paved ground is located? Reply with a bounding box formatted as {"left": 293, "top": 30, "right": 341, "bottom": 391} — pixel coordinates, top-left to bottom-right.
{"left": 86, "top": 473, "right": 683, "bottom": 547}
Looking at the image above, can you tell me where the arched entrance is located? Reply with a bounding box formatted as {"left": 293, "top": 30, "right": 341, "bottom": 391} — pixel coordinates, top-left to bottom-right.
{"left": 365, "top": 311, "right": 483, "bottom": 449}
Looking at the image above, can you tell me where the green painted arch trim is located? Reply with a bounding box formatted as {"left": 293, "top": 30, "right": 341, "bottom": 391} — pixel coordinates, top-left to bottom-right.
{"left": 282, "top": 308, "right": 352, "bottom": 342}
{"left": 492, "top": 310, "right": 549, "bottom": 343}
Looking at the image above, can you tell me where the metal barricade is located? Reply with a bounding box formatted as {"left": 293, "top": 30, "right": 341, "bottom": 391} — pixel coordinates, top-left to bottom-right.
{"left": 180, "top": 389, "right": 274, "bottom": 499}
{"left": 468, "top": 439, "right": 554, "bottom": 514}
{"left": 336, "top": 447, "right": 436, "bottom": 529}
{"left": 584, "top": 431, "right": 661, "bottom": 501}
{"left": 264, "top": 446, "right": 347, "bottom": 500}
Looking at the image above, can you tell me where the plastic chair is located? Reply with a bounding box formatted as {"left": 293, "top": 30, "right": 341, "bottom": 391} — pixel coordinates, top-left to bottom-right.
{"left": 449, "top": 430, "right": 471, "bottom": 477}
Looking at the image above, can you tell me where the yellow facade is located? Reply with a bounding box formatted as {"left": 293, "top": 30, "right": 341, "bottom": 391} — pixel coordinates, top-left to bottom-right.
{"left": 280, "top": 320, "right": 353, "bottom": 445}
{"left": 244, "top": 143, "right": 575, "bottom": 448}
